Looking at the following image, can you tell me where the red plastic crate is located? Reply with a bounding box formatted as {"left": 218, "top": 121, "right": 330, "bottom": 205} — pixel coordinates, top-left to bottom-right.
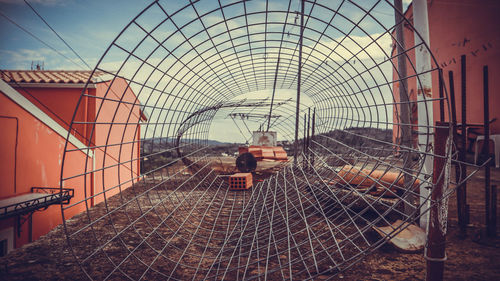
{"left": 229, "top": 173, "right": 253, "bottom": 190}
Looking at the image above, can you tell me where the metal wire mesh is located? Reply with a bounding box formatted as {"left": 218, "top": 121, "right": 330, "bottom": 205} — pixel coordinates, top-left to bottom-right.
{"left": 60, "top": 0, "right": 453, "bottom": 280}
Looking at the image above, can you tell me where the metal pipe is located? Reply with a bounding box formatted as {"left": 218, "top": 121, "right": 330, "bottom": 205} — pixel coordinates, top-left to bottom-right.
{"left": 28, "top": 214, "right": 32, "bottom": 243}
{"left": 439, "top": 69, "right": 444, "bottom": 122}
{"left": 91, "top": 153, "right": 95, "bottom": 207}
{"left": 303, "top": 113, "right": 307, "bottom": 153}
{"left": 483, "top": 65, "right": 493, "bottom": 237}
{"left": 449, "top": 70, "right": 466, "bottom": 236}
{"left": 425, "top": 122, "right": 448, "bottom": 281}
{"left": 491, "top": 185, "right": 497, "bottom": 237}
{"left": 307, "top": 107, "right": 311, "bottom": 159}
{"left": 460, "top": 54, "right": 469, "bottom": 227}
{"left": 311, "top": 107, "right": 315, "bottom": 168}
{"left": 448, "top": 71, "right": 458, "bottom": 126}
{"left": 413, "top": 0, "right": 434, "bottom": 228}
{"left": 303, "top": 113, "right": 307, "bottom": 168}
{"left": 267, "top": 57, "right": 280, "bottom": 132}
{"left": 294, "top": 0, "right": 304, "bottom": 165}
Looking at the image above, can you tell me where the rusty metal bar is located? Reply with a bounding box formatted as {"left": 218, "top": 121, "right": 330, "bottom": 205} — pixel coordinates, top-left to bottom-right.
{"left": 425, "top": 122, "right": 448, "bottom": 281}
{"left": 303, "top": 113, "right": 307, "bottom": 154}
{"left": 460, "top": 54, "right": 469, "bottom": 231}
{"left": 307, "top": 107, "right": 311, "bottom": 158}
{"left": 491, "top": 185, "right": 497, "bottom": 237}
{"left": 483, "top": 65, "right": 494, "bottom": 237}
{"left": 448, "top": 70, "right": 466, "bottom": 236}
{"left": 311, "top": 107, "right": 315, "bottom": 169}
{"left": 439, "top": 68, "right": 445, "bottom": 122}
{"left": 267, "top": 57, "right": 280, "bottom": 132}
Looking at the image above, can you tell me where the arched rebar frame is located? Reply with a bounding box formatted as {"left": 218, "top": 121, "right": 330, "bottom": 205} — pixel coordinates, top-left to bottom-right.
{"left": 60, "top": 0, "right": 456, "bottom": 280}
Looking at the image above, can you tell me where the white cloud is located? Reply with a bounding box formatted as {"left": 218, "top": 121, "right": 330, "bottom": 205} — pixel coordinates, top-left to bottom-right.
{"left": 0, "top": 48, "right": 61, "bottom": 69}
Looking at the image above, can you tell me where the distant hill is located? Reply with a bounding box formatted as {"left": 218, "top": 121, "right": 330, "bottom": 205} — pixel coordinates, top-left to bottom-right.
{"left": 142, "top": 137, "right": 234, "bottom": 146}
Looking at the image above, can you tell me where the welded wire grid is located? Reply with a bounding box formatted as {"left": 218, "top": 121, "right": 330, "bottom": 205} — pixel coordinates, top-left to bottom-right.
{"left": 60, "top": 0, "right": 452, "bottom": 280}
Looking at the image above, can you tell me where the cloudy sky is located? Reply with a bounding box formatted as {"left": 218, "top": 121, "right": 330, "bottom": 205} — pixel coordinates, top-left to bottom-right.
{"left": 0, "top": 0, "right": 412, "bottom": 142}
{"left": 0, "top": 0, "right": 411, "bottom": 69}
{"left": 0, "top": 0, "right": 154, "bottom": 69}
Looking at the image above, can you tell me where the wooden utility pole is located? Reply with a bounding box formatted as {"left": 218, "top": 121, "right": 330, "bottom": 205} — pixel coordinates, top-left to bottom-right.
{"left": 394, "top": 0, "right": 415, "bottom": 218}
{"left": 294, "top": 0, "right": 305, "bottom": 165}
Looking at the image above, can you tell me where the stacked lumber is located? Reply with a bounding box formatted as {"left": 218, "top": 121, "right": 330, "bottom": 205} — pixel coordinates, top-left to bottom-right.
{"left": 238, "top": 145, "right": 288, "bottom": 161}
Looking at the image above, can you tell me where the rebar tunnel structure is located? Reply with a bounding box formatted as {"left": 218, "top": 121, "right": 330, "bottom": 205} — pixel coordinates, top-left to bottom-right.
{"left": 60, "top": 0, "right": 454, "bottom": 280}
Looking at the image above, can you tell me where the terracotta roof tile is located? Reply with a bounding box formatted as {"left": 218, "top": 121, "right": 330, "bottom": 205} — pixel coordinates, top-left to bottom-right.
{"left": 0, "top": 70, "right": 106, "bottom": 85}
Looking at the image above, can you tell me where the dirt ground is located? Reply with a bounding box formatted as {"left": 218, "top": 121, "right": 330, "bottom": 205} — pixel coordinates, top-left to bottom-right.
{"left": 342, "top": 166, "right": 500, "bottom": 281}
{"left": 0, "top": 163, "right": 499, "bottom": 281}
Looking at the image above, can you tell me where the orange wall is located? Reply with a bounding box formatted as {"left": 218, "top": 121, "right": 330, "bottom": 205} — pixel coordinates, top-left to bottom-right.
{"left": 0, "top": 92, "right": 91, "bottom": 247}
{"left": 0, "top": 77, "right": 141, "bottom": 249}
{"left": 93, "top": 78, "right": 141, "bottom": 204}
{"left": 0, "top": 116, "right": 17, "bottom": 198}
{"left": 0, "top": 76, "right": 140, "bottom": 247}
{"left": 393, "top": 0, "right": 500, "bottom": 145}
{"left": 427, "top": 0, "right": 500, "bottom": 133}
{"left": 15, "top": 86, "right": 97, "bottom": 146}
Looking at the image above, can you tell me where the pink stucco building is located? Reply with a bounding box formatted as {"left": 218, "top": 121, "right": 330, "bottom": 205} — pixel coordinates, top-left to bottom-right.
{"left": 0, "top": 70, "right": 145, "bottom": 254}
{"left": 393, "top": 0, "right": 500, "bottom": 146}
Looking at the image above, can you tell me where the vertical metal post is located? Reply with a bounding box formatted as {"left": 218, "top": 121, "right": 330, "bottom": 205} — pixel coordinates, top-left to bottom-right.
{"left": 294, "top": 0, "right": 305, "bottom": 165}
{"left": 303, "top": 113, "right": 307, "bottom": 168}
{"left": 413, "top": 0, "right": 434, "bottom": 228}
{"left": 394, "top": 0, "right": 415, "bottom": 218}
{"left": 491, "top": 185, "right": 497, "bottom": 237}
{"left": 483, "top": 65, "right": 494, "bottom": 237}
{"left": 303, "top": 113, "right": 307, "bottom": 153}
{"left": 267, "top": 58, "right": 280, "bottom": 131}
{"left": 448, "top": 71, "right": 458, "bottom": 129}
{"left": 425, "top": 122, "right": 448, "bottom": 281}
{"left": 306, "top": 108, "right": 311, "bottom": 170}
{"left": 307, "top": 107, "right": 311, "bottom": 153}
{"left": 311, "top": 108, "right": 316, "bottom": 168}
{"left": 460, "top": 55, "right": 469, "bottom": 228}
{"left": 28, "top": 214, "right": 33, "bottom": 243}
{"left": 449, "top": 70, "right": 466, "bottom": 236}
{"left": 438, "top": 69, "right": 445, "bottom": 122}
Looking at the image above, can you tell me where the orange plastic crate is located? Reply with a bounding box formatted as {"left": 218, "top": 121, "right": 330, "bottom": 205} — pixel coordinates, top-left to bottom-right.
{"left": 229, "top": 173, "right": 253, "bottom": 190}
